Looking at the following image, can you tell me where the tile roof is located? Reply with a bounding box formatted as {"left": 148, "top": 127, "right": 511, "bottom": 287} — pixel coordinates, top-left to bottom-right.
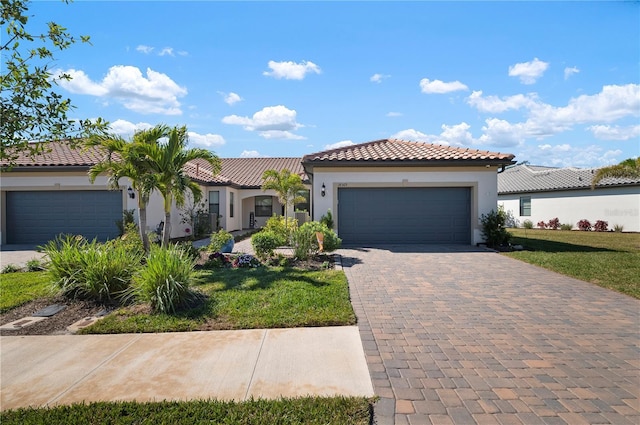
{"left": 302, "top": 139, "right": 515, "bottom": 165}
{"left": 1, "top": 141, "right": 307, "bottom": 187}
{"left": 188, "top": 157, "right": 307, "bottom": 187}
{"left": 1, "top": 141, "right": 113, "bottom": 167}
{"left": 498, "top": 164, "right": 640, "bottom": 194}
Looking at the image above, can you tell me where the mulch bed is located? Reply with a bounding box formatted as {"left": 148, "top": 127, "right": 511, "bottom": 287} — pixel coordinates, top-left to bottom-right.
{"left": 0, "top": 296, "right": 109, "bottom": 336}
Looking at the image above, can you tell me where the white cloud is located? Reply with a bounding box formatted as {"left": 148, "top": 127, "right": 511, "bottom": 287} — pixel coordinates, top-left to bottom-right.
{"left": 391, "top": 129, "right": 434, "bottom": 143}
{"left": 240, "top": 150, "right": 265, "bottom": 158}
{"left": 57, "top": 66, "right": 187, "bottom": 115}
{"left": 263, "top": 60, "right": 321, "bottom": 80}
{"left": 419, "top": 78, "right": 468, "bottom": 94}
{"left": 159, "top": 47, "right": 174, "bottom": 56}
{"left": 54, "top": 69, "right": 108, "bottom": 96}
{"left": 136, "top": 45, "right": 154, "bottom": 54}
{"left": 386, "top": 112, "right": 402, "bottom": 117}
{"left": 478, "top": 118, "right": 529, "bottom": 147}
{"left": 187, "top": 131, "right": 225, "bottom": 148}
{"left": 530, "top": 84, "right": 640, "bottom": 129}
{"left": 522, "top": 144, "right": 623, "bottom": 168}
{"left": 324, "top": 140, "right": 354, "bottom": 150}
{"left": 222, "top": 105, "right": 305, "bottom": 139}
{"left": 391, "top": 123, "right": 474, "bottom": 147}
{"left": 508, "top": 57, "right": 549, "bottom": 84}
{"left": 370, "top": 73, "right": 390, "bottom": 83}
{"left": 564, "top": 66, "right": 580, "bottom": 80}
{"left": 109, "top": 119, "right": 153, "bottom": 137}
{"left": 467, "top": 91, "right": 539, "bottom": 113}
{"left": 219, "top": 91, "right": 243, "bottom": 105}
{"left": 588, "top": 124, "right": 640, "bottom": 140}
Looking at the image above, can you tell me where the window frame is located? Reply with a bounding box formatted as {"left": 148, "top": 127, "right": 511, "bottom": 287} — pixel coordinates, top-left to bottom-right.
{"left": 519, "top": 196, "right": 531, "bottom": 217}
{"left": 230, "top": 192, "right": 234, "bottom": 218}
{"left": 294, "top": 189, "right": 310, "bottom": 213}
{"left": 255, "top": 196, "right": 273, "bottom": 217}
{"left": 209, "top": 191, "right": 220, "bottom": 216}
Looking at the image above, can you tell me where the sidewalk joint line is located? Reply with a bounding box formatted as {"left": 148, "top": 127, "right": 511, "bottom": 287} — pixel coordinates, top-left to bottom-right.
{"left": 244, "top": 329, "right": 267, "bottom": 401}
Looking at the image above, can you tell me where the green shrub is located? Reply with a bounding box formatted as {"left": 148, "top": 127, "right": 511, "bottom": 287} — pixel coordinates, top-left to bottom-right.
{"left": 116, "top": 209, "right": 136, "bottom": 236}
{"left": 26, "top": 258, "right": 46, "bottom": 272}
{"left": 320, "top": 209, "right": 334, "bottom": 229}
{"left": 480, "top": 207, "right": 512, "bottom": 248}
{"left": 264, "top": 214, "right": 298, "bottom": 241}
{"left": 560, "top": 223, "right": 573, "bottom": 231}
{"left": 106, "top": 223, "right": 144, "bottom": 257}
{"left": 614, "top": 224, "right": 624, "bottom": 232}
{"left": 251, "top": 230, "right": 286, "bottom": 260}
{"left": 129, "top": 244, "right": 197, "bottom": 314}
{"left": 523, "top": 219, "right": 534, "bottom": 229}
{"left": 292, "top": 222, "right": 341, "bottom": 260}
{"left": 1, "top": 264, "right": 21, "bottom": 274}
{"left": 208, "top": 229, "right": 234, "bottom": 252}
{"left": 43, "top": 235, "right": 142, "bottom": 303}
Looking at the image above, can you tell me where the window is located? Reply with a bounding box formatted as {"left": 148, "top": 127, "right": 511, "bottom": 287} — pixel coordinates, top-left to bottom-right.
{"left": 294, "top": 189, "right": 310, "bottom": 212}
{"left": 519, "top": 196, "right": 531, "bottom": 216}
{"left": 230, "top": 192, "right": 234, "bottom": 218}
{"left": 255, "top": 196, "right": 272, "bottom": 217}
{"left": 209, "top": 191, "right": 220, "bottom": 216}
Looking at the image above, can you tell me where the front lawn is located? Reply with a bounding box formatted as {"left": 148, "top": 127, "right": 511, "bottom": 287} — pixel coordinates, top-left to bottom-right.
{"left": 83, "top": 267, "right": 356, "bottom": 334}
{"left": 0, "top": 396, "right": 373, "bottom": 425}
{"left": 0, "top": 271, "right": 53, "bottom": 313}
{"left": 506, "top": 229, "right": 640, "bottom": 298}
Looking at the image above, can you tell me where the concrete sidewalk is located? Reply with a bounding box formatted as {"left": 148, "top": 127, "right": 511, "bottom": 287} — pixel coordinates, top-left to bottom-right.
{"left": 1, "top": 326, "right": 374, "bottom": 410}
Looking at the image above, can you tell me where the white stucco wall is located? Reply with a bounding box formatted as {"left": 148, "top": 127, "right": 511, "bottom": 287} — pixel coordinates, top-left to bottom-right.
{"left": 498, "top": 186, "right": 640, "bottom": 232}
{"left": 0, "top": 172, "right": 192, "bottom": 242}
{"left": 309, "top": 166, "right": 501, "bottom": 245}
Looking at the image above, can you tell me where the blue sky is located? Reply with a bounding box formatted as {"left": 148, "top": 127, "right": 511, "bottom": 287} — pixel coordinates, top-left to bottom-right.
{"left": 31, "top": 1, "right": 639, "bottom": 168}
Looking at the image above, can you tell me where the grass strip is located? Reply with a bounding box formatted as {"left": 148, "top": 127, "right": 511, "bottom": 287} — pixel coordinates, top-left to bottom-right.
{"left": 0, "top": 396, "right": 373, "bottom": 425}
{"left": 506, "top": 229, "right": 640, "bottom": 298}
{"left": 83, "top": 267, "right": 356, "bottom": 334}
{"left": 0, "top": 271, "right": 53, "bottom": 313}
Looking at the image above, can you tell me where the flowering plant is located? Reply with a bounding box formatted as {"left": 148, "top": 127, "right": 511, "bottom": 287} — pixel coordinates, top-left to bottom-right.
{"left": 232, "top": 254, "right": 260, "bottom": 268}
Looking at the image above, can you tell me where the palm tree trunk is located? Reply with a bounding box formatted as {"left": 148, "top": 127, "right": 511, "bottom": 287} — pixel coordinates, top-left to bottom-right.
{"left": 138, "top": 206, "right": 150, "bottom": 253}
{"left": 162, "top": 193, "right": 172, "bottom": 247}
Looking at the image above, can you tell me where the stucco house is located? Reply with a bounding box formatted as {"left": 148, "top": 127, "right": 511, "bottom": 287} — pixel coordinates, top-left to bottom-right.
{"left": 498, "top": 164, "right": 640, "bottom": 232}
{"left": 302, "top": 139, "right": 514, "bottom": 245}
{"left": 1, "top": 139, "right": 515, "bottom": 246}
{"left": 0, "top": 143, "right": 309, "bottom": 245}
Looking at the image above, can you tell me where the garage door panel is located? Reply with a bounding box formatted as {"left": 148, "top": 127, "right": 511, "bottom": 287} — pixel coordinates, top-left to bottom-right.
{"left": 338, "top": 187, "right": 470, "bottom": 245}
{"left": 6, "top": 191, "right": 123, "bottom": 245}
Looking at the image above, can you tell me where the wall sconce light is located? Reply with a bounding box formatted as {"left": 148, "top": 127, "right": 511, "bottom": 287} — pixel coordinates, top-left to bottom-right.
{"left": 127, "top": 187, "right": 135, "bottom": 199}
{"left": 321, "top": 183, "right": 326, "bottom": 197}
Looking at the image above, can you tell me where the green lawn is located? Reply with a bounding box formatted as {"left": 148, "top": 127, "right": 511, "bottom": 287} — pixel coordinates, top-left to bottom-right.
{"left": 506, "top": 229, "right": 640, "bottom": 298}
{"left": 0, "top": 271, "right": 54, "bottom": 313}
{"left": 83, "top": 266, "right": 356, "bottom": 334}
{"left": 0, "top": 397, "right": 373, "bottom": 425}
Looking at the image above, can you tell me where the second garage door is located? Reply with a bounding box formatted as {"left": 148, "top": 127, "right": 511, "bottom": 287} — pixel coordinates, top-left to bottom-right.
{"left": 338, "top": 187, "right": 471, "bottom": 245}
{"left": 6, "top": 190, "right": 123, "bottom": 245}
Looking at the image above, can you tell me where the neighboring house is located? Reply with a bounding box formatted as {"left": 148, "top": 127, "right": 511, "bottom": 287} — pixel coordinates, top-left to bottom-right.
{"left": 1, "top": 138, "right": 515, "bottom": 246}
{"left": 498, "top": 164, "right": 640, "bottom": 232}
{"left": 0, "top": 143, "right": 309, "bottom": 245}
{"left": 302, "top": 139, "right": 514, "bottom": 245}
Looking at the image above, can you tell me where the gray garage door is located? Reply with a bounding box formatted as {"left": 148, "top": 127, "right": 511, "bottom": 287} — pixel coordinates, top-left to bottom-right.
{"left": 6, "top": 191, "right": 123, "bottom": 245}
{"left": 338, "top": 187, "right": 470, "bottom": 245}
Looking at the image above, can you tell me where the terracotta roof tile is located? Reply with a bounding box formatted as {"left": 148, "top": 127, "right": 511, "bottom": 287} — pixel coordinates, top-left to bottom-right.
{"left": 498, "top": 164, "right": 640, "bottom": 193}
{"left": 302, "top": 139, "right": 515, "bottom": 164}
{"left": 2, "top": 141, "right": 307, "bottom": 187}
{"left": 1, "top": 141, "right": 113, "bottom": 167}
{"left": 188, "top": 157, "right": 307, "bottom": 187}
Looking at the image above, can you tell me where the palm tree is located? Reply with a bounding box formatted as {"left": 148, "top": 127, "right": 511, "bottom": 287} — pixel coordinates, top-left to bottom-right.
{"left": 140, "top": 126, "right": 221, "bottom": 247}
{"left": 591, "top": 157, "right": 640, "bottom": 188}
{"left": 88, "top": 125, "right": 171, "bottom": 253}
{"left": 261, "top": 168, "right": 306, "bottom": 225}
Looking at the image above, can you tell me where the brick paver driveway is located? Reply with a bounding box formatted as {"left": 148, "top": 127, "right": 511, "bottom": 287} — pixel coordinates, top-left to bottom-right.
{"left": 340, "top": 245, "right": 639, "bottom": 425}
